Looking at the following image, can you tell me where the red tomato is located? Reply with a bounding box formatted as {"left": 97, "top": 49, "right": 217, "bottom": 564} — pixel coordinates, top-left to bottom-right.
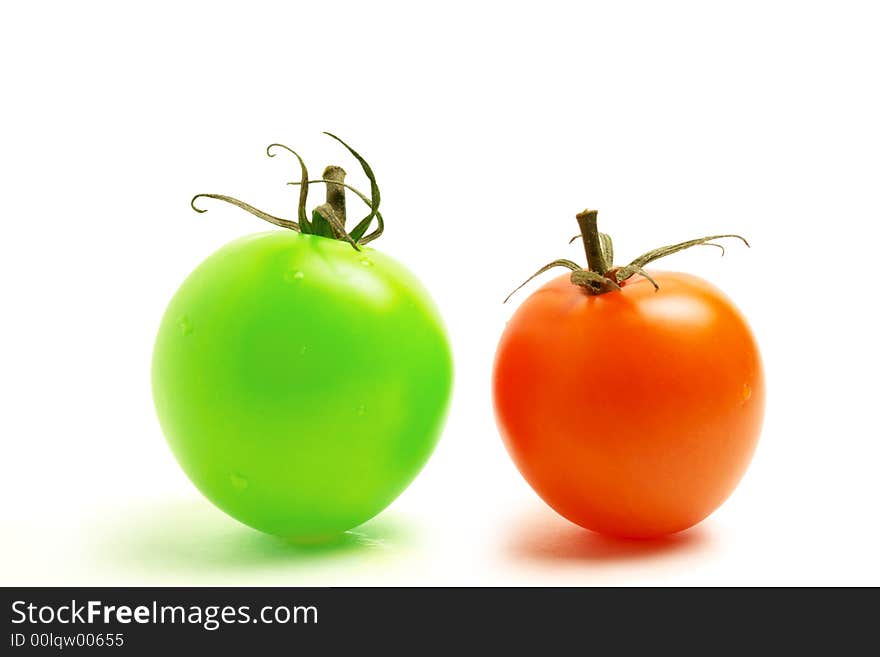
{"left": 493, "top": 271, "right": 764, "bottom": 538}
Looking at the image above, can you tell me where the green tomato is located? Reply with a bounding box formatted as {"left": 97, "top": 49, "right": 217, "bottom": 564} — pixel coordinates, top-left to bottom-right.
{"left": 152, "top": 230, "right": 453, "bottom": 538}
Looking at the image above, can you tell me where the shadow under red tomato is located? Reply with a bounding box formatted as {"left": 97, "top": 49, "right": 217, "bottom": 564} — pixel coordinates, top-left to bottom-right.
{"left": 507, "top": 508, "right": 713, "bottom": 564}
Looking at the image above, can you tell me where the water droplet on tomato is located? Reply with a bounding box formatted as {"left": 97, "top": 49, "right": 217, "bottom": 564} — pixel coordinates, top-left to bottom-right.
{"left": 177, "top": 316, "right": 193, "bottom": 336}
{"left": 299, "top": 345, "right": 308, "bottom": 356}
{"left": 357, "top": 404, "right": 366, "bottom": 416}
{"left": 360, "top": 258, "right": 373, "bottom": 267}
{"left": 229, "top": 473, "right": 249, "bottom": 490}
{"left": 284, "top": 269, "right": 305, "bottom": 282}
{"left": 741, "top": 383, "right": 752, "bottom": 402}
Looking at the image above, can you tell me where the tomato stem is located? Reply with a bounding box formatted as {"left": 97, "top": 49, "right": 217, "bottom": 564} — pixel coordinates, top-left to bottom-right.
{"left": 575, "top": 209, "right": 607, "bottom": 274}
{"left": 504, "top": 209, "right": 750, "bottom": 302}
{"left": 189, "top": 134, "right": 385, "bottom": 251}
{"left": 322, "top": 166, "right": 347, "bottom": 227}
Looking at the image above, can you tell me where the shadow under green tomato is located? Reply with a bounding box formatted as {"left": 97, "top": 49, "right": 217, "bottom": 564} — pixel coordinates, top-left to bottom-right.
{"left": 91, "top": 498, "right": 414, "bottom": 581}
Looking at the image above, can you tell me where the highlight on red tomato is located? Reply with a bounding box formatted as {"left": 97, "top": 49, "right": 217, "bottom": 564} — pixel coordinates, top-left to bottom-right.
{"left": 493, "top": 209, "right": 764, "bottom": 538}
{"left": 152, "top": 134, "right": 453, "bottom": 539}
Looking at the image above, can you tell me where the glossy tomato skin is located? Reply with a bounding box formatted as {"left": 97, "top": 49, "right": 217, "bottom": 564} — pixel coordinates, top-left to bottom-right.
{"left": 152, "top": 231, "right": 452, "bottom": 538}
{"left": 493, "top": 272, "right": 764, "bottom": 538}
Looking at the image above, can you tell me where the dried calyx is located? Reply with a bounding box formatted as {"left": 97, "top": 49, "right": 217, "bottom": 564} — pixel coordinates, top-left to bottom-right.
{"left": 190, "top": 133, "right": 383, "bottom": 251}
{"left": 504, "top": 209, "right": 748, "bottom": 302}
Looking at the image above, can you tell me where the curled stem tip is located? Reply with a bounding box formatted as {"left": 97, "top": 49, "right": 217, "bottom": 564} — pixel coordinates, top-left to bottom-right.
{"left": 190, "top": 193, "right": 298, "bottom": 230}
{"left": 190, "top": 195, "right": 207, "bottom": 213}
{"left": 266, "top": 143, "right": 297, "bottom": 159}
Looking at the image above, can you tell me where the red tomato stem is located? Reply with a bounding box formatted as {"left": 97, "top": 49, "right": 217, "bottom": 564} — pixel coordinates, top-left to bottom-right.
{"left": 575, "top": 209, "right": 608, "bottom": 275}
{"left": 505, "top": 208, "right": 749, "bottom": 302}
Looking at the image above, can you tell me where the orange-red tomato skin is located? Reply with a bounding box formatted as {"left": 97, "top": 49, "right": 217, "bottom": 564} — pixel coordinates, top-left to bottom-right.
{"left": 493, "top": 271, "right": 765, "bottom": 538}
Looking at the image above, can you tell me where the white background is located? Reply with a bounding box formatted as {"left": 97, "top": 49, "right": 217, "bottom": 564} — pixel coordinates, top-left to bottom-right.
{"left": 2, "top": 1, "right": 878, "bottom": 586}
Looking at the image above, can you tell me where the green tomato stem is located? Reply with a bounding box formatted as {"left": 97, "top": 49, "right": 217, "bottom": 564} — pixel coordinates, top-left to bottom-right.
{"left": 322, "top": 166, "right": 347, "bottom": 228}
{"left": 190, "top": 135, "right": 385, "bottom": 251}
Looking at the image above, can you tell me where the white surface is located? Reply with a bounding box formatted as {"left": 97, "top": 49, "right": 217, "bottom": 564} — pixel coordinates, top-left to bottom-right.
{"left": 2, "top": 1, "right": 878, "bottom": 586}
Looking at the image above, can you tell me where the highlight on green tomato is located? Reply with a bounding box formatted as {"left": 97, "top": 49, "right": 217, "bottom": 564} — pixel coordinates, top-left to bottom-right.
{"left": 152, "top": 134, "right": 453, "bottom": 539}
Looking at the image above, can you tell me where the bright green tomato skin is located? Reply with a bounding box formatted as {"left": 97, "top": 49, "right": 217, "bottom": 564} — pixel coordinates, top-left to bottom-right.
{"left": 152, "top": 231, "right": 453, "bottom": 538}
